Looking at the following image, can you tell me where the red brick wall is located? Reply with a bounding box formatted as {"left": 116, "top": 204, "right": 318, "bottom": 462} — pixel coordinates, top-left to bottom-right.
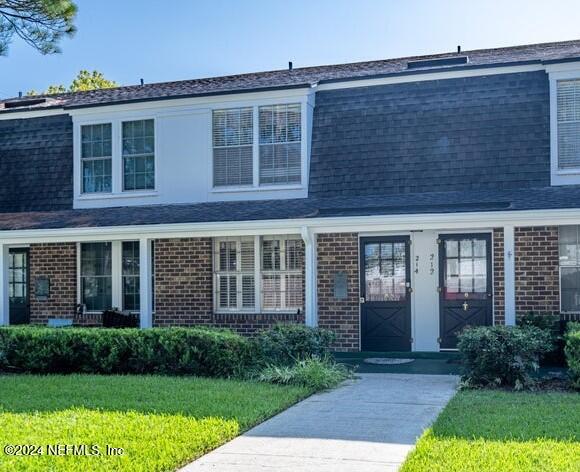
{"left": 493, "top": 228, "right": 505, "bottom": 325}
{"left": 515, "top": 226, "right": 560, "bottom": 316}
{"left": 213, "top": 312, "right": 304, "bottom": 335}
{"left": 29, "top": 243, "right": 77, "bottom": 324}
{"left": 317, "top": 233, "right": 360, "bottom": 352}
{"left": 153, "top": 238, "right": 213, "bottom": 327}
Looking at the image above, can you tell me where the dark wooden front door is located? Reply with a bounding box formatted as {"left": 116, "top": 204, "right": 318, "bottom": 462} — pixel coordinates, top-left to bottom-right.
{"left": 360, "top": 237, "right": 412, "bottom": 352}
{"left": 9, "top": 248, "right": 30, "bottom": 325}
{"left": 438, "top": 234, "right": 492, "bottom": 349}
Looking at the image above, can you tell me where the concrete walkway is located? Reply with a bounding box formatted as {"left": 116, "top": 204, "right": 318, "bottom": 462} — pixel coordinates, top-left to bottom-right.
{"left": 182, "top": 373, "right": 458, "bottom": 472}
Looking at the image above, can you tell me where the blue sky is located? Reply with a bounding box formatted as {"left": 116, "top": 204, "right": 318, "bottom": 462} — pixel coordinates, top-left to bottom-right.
{"left": 1, "top": 0, "right": 580, "bottom": 97}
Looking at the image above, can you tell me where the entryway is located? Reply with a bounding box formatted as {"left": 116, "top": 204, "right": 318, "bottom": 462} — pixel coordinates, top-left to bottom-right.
{"left": 360, "top": 231, "right": 494, "bottom": 352}
{"left": 8, "top": 248, "right": 30, "bottom": 325}
{"left": 183, "top": 373, "right": 459, "bottom": 472}
{"left": 360, "top": 237, "right": 412, "bottom": 351}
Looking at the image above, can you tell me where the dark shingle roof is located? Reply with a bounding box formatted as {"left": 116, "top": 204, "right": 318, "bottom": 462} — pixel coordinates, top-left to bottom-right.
{"left": 3, "top": 39, "right": 580, "bottom": 113}
{"left": 2, "top": 186, "right": 580, "bottom": 231}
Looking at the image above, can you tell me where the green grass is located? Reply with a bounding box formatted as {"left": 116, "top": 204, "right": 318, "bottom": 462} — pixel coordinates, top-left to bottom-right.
{"left": 0, "top": 374, "right": 310, "bottom": 471}
{"left": 402, "top": 390, "right": 580, "bottom": 472}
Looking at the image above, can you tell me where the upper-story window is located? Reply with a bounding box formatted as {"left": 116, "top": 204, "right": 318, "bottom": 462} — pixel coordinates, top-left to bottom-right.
{"left": 212, "top": 103, "right": 302, "bottom": 188}
{"left": 212, "top": 108, "right": 253, "bottom": 187}
{"left": 81, "top": 123, "right": 112, "bottom": 193}
{"left": 79, "top": 119, "right": 156, "bottom": 195}
{"left": 123, "top": 119, "right": 155, "bottom": 191}
{"left": 259, "top": 104, "right": 301, "bottom": 185}
{"left": 557, "top": 79, "right": 580, "bottom": 170}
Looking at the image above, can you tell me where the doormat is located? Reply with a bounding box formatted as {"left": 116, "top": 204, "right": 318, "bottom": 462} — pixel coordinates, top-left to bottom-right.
{"left": 363, "top": 358, "right": 414, "bottom": 365}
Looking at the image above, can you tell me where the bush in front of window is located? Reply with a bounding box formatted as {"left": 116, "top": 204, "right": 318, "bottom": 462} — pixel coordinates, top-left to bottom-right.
{"left": 258, "top": 357, "right": 351, "bottom": 391}
{"left": 517, "top": 311, "right": 564, "bottom": 366}
{"left": 457, "top": 325, "right": 553, "bottom": 390}
{"left": 564, "top": 322, "right": 580, "bottom": 389}
{"left": 253, "top": 324, "right": 336, "bottom": 366}
{"left": 0, "top": 327, "right": 253, "bottom": 377}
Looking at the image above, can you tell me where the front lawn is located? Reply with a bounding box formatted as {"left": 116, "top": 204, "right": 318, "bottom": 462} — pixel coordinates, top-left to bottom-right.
{"left": 402, "top": 390, "right": 580, "bottom": 472}
{"left": 0, "top": 374, "right": 309, "bottom": 471}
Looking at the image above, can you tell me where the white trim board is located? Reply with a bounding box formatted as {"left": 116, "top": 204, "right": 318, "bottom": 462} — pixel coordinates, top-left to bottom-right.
{"left": 2, "top": 208, "right": 580, "bottom": 244}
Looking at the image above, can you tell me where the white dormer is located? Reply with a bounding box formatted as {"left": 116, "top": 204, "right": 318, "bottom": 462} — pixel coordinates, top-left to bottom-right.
{"left": 71, "top": 87, "right": 315, "bottom": 209}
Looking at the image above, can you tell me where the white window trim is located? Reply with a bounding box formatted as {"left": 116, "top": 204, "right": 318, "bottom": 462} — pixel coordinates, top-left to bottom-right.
{"left": 74, "top": 116, "right": 159, "bottom": 198}
{"left": 549, "top": 68, "right": 580, "bottom": 185}
{"left": 209, "top": 97, "right": 309, "bottom": 192}
{"left": 77, "top": 240, "right": 147, "bottom": 314}
{"left": 213, "top": 235, "right": 304, "bottom": 315}
{"left": 558, "top": 225, "right": 580, "bottom": 314}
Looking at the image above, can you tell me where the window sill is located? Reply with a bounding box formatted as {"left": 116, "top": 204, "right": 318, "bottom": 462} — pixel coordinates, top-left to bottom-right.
{"left": 214, "top": 311, "right": 303, "bottom": 315}
{"left": 77, "top": 190, "right": 159, "bottom": 200}
{"left": 211, "top": 184, "right": 304, "bottom": 194}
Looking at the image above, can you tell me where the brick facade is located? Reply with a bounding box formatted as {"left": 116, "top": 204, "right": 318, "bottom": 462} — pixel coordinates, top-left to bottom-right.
{"left": 493, "top": 228, "right": 505, "bottom": 325}
{"left": 153, "top": 237, "right": 305, "bottom": 333}
{"left": 515, "top": 226, "right": 560, "bottom": 316}
{"left": 153, "top": 237, "right": 214, "bottom": 327}
{"left": 29, "top": 243, "right": 77, "bottom": 324}
{"left": 213, "top": 312, "right": 304, "bottom": 335}
{"left": 317, "top": 233, "right": 360, "bottom": 352}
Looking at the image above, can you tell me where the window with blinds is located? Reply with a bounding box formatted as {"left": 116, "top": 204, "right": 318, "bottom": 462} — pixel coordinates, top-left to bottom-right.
{"left": 214, "top": 238, "right": 255, "bottom": 311}
{"left": 213, "top": 108, "right": 253, "bottom": 187}
{"left": 213, "top": 236, "right": 304, "bottom": 313}
{"left": 259, "top": 104, "right": 301, "bottom": 185}
{"left": 557, "top": 80, "right": 580, "bottom": 169}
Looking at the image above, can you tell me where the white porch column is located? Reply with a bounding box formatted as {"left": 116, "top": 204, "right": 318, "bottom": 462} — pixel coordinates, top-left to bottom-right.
{"left": 301, "top": 227, "right": 318, "bottom": 327}
{"left": 0, "top": 244, "right": 8, "bottom": 326}
{"left": 139, "top": 238, "right": 153, "bottom": 329}
{"left": 503, "top": 225, "right": 516, "bottom": 326}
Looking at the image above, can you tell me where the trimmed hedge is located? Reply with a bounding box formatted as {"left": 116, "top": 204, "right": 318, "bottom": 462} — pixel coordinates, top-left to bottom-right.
{"left": 253, "top": 324, "right": 336, "bottom": 365}
{"left": 457, "top": 325, "right": 552, "bottom": 389}
{"left": 0, "top": 327, "right": 253, "bottom": 377}
{"left": 564, "top": 322, "right": 580, "bottom": 389}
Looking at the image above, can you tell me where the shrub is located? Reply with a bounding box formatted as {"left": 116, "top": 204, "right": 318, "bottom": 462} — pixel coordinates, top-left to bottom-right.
{"left": 564, "top": 322, "right": 580, "bottom": 389}
{"left": 517, "top": 312, "right": 563, "bottom": 365}
{"left": 0, "top": 326, "right": 252, "bottom": 377}
{"left": 258, "top": 357, "right": 351, "bottom": 391}
{"left": 253, "top": 324, "right": 336, "bottom": 366}
{"left": 457, "top": 325, "right": 553, "bottom": 389}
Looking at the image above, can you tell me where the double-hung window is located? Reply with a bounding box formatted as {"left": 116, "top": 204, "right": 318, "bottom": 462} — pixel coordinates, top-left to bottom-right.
{"left": 213, "top": 236, "right": 304, "bottom": 313}
{"left": 259, "top": 104, "right": 301, "bottom": 185}
{"left": 213, "top": 108, "right": 253, "bottom": 187}
{"left": 557, "top": 79, "right": 580, "bottom": 170}
{"left": 79, "top": 119, "right": 155, "bottom": 195}
{"left": 212, "top": 103, "right": 302, "bottom": 188}
{"left": 123, "top": 119, "right": 155, "bottom": 191}
{"left": 559, "top": 225, "right": 580, "bottom": 312}
{"left": 81, "top": 123, "right": 112, "bottom": 193}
